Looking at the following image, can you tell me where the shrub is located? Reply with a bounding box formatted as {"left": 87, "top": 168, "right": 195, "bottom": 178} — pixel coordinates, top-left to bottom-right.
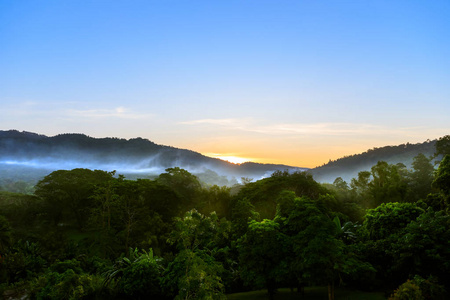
{"left": 30, "top": 270, "right": 107, "bottom": 300}
{"left": 412, "top": 275, "right": 446, "bottom": 300}
{"left": 389, "top": 279, "right": 424, "bottom": 300}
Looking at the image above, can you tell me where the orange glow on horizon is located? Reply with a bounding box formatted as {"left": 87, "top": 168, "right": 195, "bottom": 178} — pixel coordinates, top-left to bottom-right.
{"left": 204, "top": 153, "right": 255, "bottom": 165}
{"left": 201, "top": 145, "right": 374, "bottom": 169}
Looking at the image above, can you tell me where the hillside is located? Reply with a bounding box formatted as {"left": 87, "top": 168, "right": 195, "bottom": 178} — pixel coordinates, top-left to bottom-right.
{"left": 309, "top": 139, "right": 438, "bottom": 183}
{"left": 0, "top": 130, "right": 305, "bottom": 186}
{"left": 1, "top": 130, "right": 444, "bottom": 187}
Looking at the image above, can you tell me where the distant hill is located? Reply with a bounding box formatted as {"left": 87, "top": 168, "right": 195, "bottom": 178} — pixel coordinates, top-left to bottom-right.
{"left": 309, "top": 139, "right": 438, "bottom": 183}
{"left": 0, "top": 130, "right": 443, "bottom": 187}
{"left": 0, "top": 130, "right": 305, "bottom": 186}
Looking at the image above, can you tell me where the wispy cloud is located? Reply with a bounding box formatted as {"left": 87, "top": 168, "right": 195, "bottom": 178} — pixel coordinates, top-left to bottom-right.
{"left": 66, "top": 106, "right": 153, "bottom": 119}
{"left": 3, "top": 101, "right": 152, "bottom": 120}
{"left": 179, "top": 118, "right": 253, "bottom": 131}
{"left": 253, "top": 123, "right": 383, "bottom": 136}
{"left": 180, "top": 118, "right": 247, "bottom": 126}
{"left": 181, "top": 118, "right": 432, "bottom": 137}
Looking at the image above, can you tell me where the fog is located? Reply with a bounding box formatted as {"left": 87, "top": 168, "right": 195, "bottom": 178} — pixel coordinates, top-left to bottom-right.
{"left": 0, "top": 155, "right": 306, "bottom": 187}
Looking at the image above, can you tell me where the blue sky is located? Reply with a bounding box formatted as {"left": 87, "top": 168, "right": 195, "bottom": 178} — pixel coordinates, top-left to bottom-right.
{"left": 1, "top": 0, "right": 449, "bottom": 167}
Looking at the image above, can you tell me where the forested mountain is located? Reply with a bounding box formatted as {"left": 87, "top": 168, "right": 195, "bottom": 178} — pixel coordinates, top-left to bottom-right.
{"left": 0, "top": 130, "right": 304, "bottom": 187}
{"left": 310, "top": 139, "right": 438, "bottom": 183}
{"left": 1, "top": 132, "right": 449, "bottom": 299}
{"left": 0, "top": 130, "right": 443, "bottom": 189}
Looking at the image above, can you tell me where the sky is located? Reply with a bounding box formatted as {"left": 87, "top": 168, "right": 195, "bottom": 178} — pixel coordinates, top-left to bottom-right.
{"left": 1, "top": 0, "right": 449, "bottom": 168}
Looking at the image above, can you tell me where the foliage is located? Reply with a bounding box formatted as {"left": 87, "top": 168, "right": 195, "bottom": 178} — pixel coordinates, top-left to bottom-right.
{"left": 0, "top": 215, "right": 12, "bottom": 252}
{"left": 433, "top": 155, "right": 450, "bottom": 198}
{"left": 412, "top": 275, "right": 447, "bottom": 300}
{"left": 103, "top": 248, "right": 165, "bottom": 298}
{"left": 236, "top": 170, "right": 328, "bottom": 218}
{"left": 119, "top": 250, "right": 165, "bottom": 298}
{"left": 360, "top": 202, "right": 424, "bottom": 240}
{"left": 35, "top": 168, "right": 114, "bottom": 228}
{"left": 275, "top": 192, "right": 374, "bottom": 300}
{"left": 369, "top": 161, "right": 408, "bottom": 206}
{"left": 1, "top": 240, "right": 47, "bottom": 284}
{"left": 237, "top": 219, "right": 288, "bottom": 297}
{"left": 164, "top": 249, "right": 226, "bottom": 299}
{"left": 157, "top": 167, "right": 202, "bottom": 208}
{"left": 435, "top": 135, "right": 450, "bottom": 157}
{"left": 88, "top": 178, "right": 180, "bottom": 256}
{"left": 168, "top": 209, "right": 231, "bottom": 253}
{"left": 388, "top": 279, "right": 424, "bottom": 300}
{"left": 393, "top": 209, "right": 450, "bottom": 284}
{"left": 312, "top": 139, "right": 437, "bottom": 183}
{"left": 332, "top": 216, "right": 359, "bottom": 244}
{"left": 30, "top": 268, "right": 106, "bottom": 300}
{"left": 197, "top": 184, "right": 233, "bottom": 218}
{"left": 230, "top": 197, "right": 259, "bottom": 238}
{"left": 1, "top": 160, "right": 449, "bottom": 298}
{"left": 401, "top": 153, "right": 435, "bottom": 202}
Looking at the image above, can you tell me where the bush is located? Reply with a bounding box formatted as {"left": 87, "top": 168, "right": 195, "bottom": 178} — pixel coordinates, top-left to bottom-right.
{"left": 103, "top": 248, "right": 166, "bottom": 299}
{"left": 412, "top": 275, "right": 446, "bottom": 300}
{"left": 119, "top": 255, "right": 164, "bottom": 298}
{"left": 389, "top": 279, "right": 424, "bottom": 300}
{"left": 30, "top": 269, "right": 107, "bottom": 300}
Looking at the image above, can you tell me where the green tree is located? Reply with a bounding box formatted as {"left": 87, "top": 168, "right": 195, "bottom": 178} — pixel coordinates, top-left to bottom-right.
{"left": 408, "top": 153, "right": 435, "bottom": 201}
{"left": 35, "top": 168, "right": 114, "bottom": 228}
{"left": 333, "top": 177, "right": 349, "bottom": 191}
{"left": 360, "top": 202, "right": 424, "bottom": 241}
{"left": 435, "top": 135, "right": 450, "bottom": 157}
{"left": 236, "top": 170, "right": 327, "bottom": 219}
{"left": 197, "top": 185, "right": 233, "bottom": 218}
{"left": 369, "top": 161, "right": 408, "bottom": 206}
{"left": 30, "top": 259, "right": 106, "bottom": 300}
{"left": 168, "top": 209, "right": 230, "bottom": 253}
{"left": 137, "top": 178, "right": 183, "bottom": 221}
{"left": 433, "top": 155, "right": 450, "bottom": 198}
{"left": 393, "top": 209, "right": 450, "bottom": 286}
{"left": 358, "top": 202, "right": 427, "bottom": 288}
{"left": 275, "top": 193, "right": 372, "bottom": 300}
{"left": 350, "top": 171, "right": 372, "bottom": 207}
{"left": 120, "top": 249, "right": 165, "bottom": 299}
{"left": 230, "top": 197, "right": 259, "bottom": 238}
{"left": 237, "top": 219, "right": 288, "bottom": 299}
{"left": 103, "top": 248, "right": 164, "bottom": 299}
{"left": 0, "top": 215, "right": 11, "bottom": 252}
{"left": 165, "top": 210, "right": 229, "bottom": 299}
{"left": 164, "top": 249, "right": 226, "bottom": 299}
{"left": 157, "top": 167, "right": 202, "bottom": 209}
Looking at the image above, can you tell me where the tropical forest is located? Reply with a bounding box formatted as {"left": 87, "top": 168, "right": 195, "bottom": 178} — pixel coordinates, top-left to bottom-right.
{"left": 1, "top": 135, "right": 450, "bottom": 300}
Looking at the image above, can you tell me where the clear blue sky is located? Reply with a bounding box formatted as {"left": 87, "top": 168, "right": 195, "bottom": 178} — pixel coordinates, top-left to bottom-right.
{"left": 1, "top": 0, "right": 449, "bottom": 167}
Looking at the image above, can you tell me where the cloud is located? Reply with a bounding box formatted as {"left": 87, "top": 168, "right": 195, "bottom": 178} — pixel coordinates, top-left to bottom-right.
{"left": 0, "top": 100, "right": 153, "bottom": 120}
{"left": 180, "top": 118, "right": 247, "bottom": 126}
{"left": 179, "top": 118, "right": 253, "bottom": 132}
{"left": 66, "top": 107, "right": 154, "bottom": 120}
{"left": 253, "top": 123, "right": 381, "bottom": 136}
{"left": 180, "top": 118, "right": 434, "bottom": 138}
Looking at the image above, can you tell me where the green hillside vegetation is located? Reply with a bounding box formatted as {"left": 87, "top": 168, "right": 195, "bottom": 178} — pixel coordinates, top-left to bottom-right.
{"left": 310, "top": 139, "right": 437, "bottom": 183}
{"left": 0, "top": 130, "right": 302, "bottom": 189}
{"left": 0, "top": 135, "right": 449, "bottom": 300}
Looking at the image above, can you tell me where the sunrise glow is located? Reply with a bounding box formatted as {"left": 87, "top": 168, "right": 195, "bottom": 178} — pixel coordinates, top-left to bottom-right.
{"left": 205, "top": 154, "right": 253, "bottom": 165}
{"left": 1, "top": 1, "right": 448, "bottom": 168}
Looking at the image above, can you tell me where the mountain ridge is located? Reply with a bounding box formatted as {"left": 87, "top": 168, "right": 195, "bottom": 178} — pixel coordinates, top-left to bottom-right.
{"left": 0, "top": 130, "right": 305, "bottom": 185}
{"left": 309, "top": 139, "right": 438, "bottom": 183}
{"left": 0, "top": 130, "right": 443, "bottom": 186}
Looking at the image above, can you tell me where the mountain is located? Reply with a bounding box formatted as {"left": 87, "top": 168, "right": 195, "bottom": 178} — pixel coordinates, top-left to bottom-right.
{"left": 0, "top": 130, "right": 306, "bottom": 186}
{"left": 309, "top": 139, "right": 438, "bottom": 183}
{"left": 0, "top": 130, "right": 443, "bottom": 188}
